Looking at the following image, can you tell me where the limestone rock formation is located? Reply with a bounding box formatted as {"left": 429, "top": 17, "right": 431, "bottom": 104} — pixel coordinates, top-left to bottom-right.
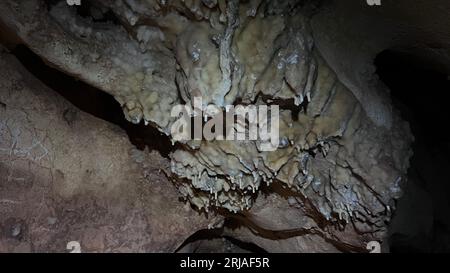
{"left": 0, "top": 0, "right": 419, "bottom": 252}
{"left": 0, "top": 48, "right": 221, "bottom": 252}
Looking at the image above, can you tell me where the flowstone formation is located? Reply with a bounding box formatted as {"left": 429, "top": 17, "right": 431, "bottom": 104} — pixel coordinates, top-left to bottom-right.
{"left": 0, "top": 0, "right": 412, "bottom": 242}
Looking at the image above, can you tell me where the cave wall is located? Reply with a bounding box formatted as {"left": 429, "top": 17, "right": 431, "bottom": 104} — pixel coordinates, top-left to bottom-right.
{"left": 3, "top": 0, "right": 449, "bottom": 252}
{"left": 0, "top": 47, "right": 221, "bottom": 252}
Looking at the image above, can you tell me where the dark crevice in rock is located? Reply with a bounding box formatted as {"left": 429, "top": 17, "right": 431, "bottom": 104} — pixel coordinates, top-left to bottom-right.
{"left": 10, "top": 44, "right": 174, "bottom": 158}
{"left": 375, "top": 49, "right": 450, "bottom": 253}
{"left": 234, "top": 93, "right": 306, "bottom": 121}
{"left": 175, "top": 227, "right": 268, "bottom": 253}
{"left": 74, "top": 0, "right": 122, "bottom": 25}
{"left": 175, "top": 228, "right": 223, "bottom": 252}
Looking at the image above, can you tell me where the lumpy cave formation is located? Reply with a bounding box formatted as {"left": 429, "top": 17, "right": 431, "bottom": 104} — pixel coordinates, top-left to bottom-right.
{"left": 1, "top": 0, "right": 449, "bottom": 253}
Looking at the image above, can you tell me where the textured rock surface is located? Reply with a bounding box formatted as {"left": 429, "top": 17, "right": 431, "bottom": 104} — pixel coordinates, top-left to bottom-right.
{"left": 0, "top": 49, "right": 221, "bottom": 252}
{"left": 223, "top": 183, "right": 376, "bottom": 252}
{"left": 311, "top": 0, "right": 450, "bottom": 128}
{"left": 0, "top": 0, "right": 417, "bottom": 251}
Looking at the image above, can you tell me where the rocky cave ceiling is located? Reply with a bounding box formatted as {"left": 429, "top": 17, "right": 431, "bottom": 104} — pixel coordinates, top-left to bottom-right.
{"left": 0, "top": 0, "right": 449, "bottom": 253}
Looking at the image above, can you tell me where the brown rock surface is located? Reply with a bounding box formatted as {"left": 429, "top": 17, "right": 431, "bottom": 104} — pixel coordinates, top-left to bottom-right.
{"left": 0, "top": 48, "right": 220, "bottom": 252}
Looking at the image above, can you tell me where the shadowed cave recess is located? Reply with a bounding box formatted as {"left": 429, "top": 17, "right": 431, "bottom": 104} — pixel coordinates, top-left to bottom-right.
{"left": 1, "top": 0, "right": 450, "bottom": 253}
{"left": 375, "top": 50, "right": 450, "bottom": 252}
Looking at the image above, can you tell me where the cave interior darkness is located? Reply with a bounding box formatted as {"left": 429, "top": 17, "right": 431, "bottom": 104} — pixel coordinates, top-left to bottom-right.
{"left": 4, "top": 42, "right": 450, "bottom": 253}
{"left": 375, "top": 50, "right": 450, "bottom": 252}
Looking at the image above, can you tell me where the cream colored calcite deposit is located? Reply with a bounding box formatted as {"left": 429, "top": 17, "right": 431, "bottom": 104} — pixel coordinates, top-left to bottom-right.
{"left": 0, "top": 0, "right": 413, "bottom": 237}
